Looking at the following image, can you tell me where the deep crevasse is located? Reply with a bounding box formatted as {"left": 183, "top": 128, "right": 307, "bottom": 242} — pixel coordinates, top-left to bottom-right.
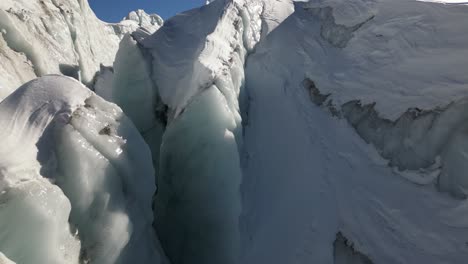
{"left": 2, "top": 0, "right": 468, "bottom": 263}
{"left": 95, "top": 0, "right": 294, "bottom": 263}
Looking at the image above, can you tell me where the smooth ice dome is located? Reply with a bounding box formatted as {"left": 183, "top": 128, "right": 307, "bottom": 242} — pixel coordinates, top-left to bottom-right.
{"left": 0, "top": 76, "right": 166, "bottom": 264}
{"left": 1, "top": 0, "right": 468, "bottom": 263}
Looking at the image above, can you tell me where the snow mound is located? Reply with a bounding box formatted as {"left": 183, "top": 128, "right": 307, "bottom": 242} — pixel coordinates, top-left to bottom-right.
{"left": 0, "top": 76, "right": 166, "bottom": 264}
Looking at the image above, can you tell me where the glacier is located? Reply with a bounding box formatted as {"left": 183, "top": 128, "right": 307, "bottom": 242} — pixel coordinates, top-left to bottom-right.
{"left": 2, "top": 0, "right": 468, "bottom": 263}
{"left": 0, "top": 76, "right": 167, "bottom": 264}
{"left": 0, "top": 0, "right": 162, "bottom": 100}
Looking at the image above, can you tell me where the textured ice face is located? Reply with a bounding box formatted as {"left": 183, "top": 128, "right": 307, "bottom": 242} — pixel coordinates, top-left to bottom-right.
{"left": 0, "top": 76, "right": 89, "bottom": 264}
{"left": 0, "top": 76, "right": 166, "bottom": 264}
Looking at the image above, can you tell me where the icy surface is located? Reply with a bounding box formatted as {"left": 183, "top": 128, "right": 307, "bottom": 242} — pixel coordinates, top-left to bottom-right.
{"left": 0, "top": 76, "right": 166, "bottom": 264}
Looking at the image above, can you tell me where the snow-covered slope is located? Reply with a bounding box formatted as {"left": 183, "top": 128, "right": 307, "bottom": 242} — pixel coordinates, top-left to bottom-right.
{"left": 239, "top": 0, "right": 468, "bottom": 263}
{"left": 0, "top": 76, "right": 167, "bottom": 264}
{"left": 0, "top": 0, "right": 162, "bottom": 101}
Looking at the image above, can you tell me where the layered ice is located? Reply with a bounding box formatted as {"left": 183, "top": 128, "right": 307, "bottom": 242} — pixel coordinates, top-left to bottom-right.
{"left": 0, "top": 76, "right": 166, "bottom": 264}
{"left": 128, "top": 0, "right": 294, "bottom": 263}
{"left": 156, "top": 87, "right": 242, "bottom": 264}
{"left": 96, "top": 34, "right": 156, "bottom": 132}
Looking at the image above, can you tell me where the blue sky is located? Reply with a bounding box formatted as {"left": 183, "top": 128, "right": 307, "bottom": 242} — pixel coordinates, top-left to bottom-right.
{"left": 89, "top": 0, "right": 205, "bottom": 22}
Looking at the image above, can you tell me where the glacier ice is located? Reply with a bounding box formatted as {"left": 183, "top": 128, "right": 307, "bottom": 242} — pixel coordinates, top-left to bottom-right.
{"left": 123, "top": 9, "right": 163, "bottom": 34}
{"left": 156, "top": 87, "right": 242, "bottom": 264}
{"left": 131, "top": 1, "right": 294, "bottom": 263}
{"left": 96, "top": 34, "right": 156, "bottom": 132}
{"left": 0, "top": 76, "right": 166, "bottom": 264}
{"left": 2, "top": 0, "right": 468, "bottom": 263}
{"left": 0, "top": 178, "right": 81, "bottom": 264}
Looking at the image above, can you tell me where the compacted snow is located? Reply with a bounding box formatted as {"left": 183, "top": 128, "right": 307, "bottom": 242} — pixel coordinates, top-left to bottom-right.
{"left": 1, "top": 0, "right": 468, "bottom": 263}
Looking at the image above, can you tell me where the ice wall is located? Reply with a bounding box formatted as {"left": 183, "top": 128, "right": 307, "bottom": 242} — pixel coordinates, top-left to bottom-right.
{"left": 0, "top": 76, "right": 166, "bottom": 264}
{"left": 126, "top": 0, "right": 293, "bottom": 263}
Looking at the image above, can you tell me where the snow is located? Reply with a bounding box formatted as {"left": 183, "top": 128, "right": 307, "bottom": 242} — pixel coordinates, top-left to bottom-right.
{"left": 241, "top": 47, "right": 468, "bottom": 263}
{"left": 0, "top": 76, "right": 166, "bottom": 264}
{"left": 132, "top": 1, "right": 294, "bottom": 263}
{"left": 239, "top": 1, "right": 468, "bottom": 263}
{"left": 0, "top": 0, "right": 162, "bottom": 101}
{"left": 418, "top": 0, "right": 468, "bottom": 3}
{"left": 0, "top": 76, "right": 88, "bottom": 264}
